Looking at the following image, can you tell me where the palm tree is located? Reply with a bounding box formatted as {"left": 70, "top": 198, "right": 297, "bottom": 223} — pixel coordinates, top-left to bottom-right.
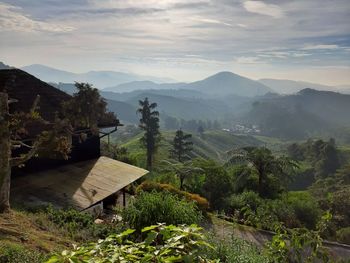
{"left": 228, "top": 147, "right": 298, "bottom": 197}
{"left": 161, "top": 160, "right": 203, "bottom": 190}
{"left": 137, "top": 98, "right": 161, "bottom": 170}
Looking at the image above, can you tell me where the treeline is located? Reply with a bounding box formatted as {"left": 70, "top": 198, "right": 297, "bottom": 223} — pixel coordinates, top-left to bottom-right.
{"left": 287, "top": 138, "right": 340, "bottom": 179}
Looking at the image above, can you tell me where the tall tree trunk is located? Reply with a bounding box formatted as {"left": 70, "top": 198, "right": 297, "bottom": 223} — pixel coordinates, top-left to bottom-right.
{"left": 257, "top": 166, "right": 264, "bottom": 197}
{"left": 147, "top": 150, "right": 152, "bottom": 171}
{"left": 0, "top": 93, "right": 11, "bottom": 213}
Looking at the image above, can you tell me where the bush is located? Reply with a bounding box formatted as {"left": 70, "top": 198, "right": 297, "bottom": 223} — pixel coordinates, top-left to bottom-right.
{"left": 337, "top": 227, "right": 350, "bottom": 245}
{"left": 45, "top": 206, "right": 121, "bottom": 241}
{"left": 0, "top": 243, "right": 45, "bottom": 263}
{"left": 122, "top": 191, "right": 203, "bottom": 230}
{"left": 203, "top": 233, "right": 269, "bottom": 263}
{"left": 136, "top": 181, "right": 209, "bottom": 210}
{"left": 225, "top": 191, "right": 262, "bottom": 214}
{"left": 286, "top": 192, "right": 321, "bottom": 229}
{"left": 48, "top": 224, "right": 218, "bottom": 262}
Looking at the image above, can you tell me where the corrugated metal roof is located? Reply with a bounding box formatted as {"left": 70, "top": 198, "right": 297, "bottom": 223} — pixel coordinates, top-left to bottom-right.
{"left": 11, "top": 156, "right": 148, "bottom": 210}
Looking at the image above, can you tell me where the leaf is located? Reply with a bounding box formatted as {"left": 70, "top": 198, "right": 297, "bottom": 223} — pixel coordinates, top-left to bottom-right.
{"left": 144, "top": 231, "right": 158, "bottom": 245}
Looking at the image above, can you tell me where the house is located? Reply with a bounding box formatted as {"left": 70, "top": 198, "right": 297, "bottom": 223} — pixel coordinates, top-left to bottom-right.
{"left": 0, "top": 69, "right": 148, "bottom": 212}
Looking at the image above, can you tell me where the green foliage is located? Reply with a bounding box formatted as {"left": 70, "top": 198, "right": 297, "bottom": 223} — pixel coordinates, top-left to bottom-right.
{"left": 45, "top": 206, "right": 120, "bottom": 241}
{"left": 265, "top": 212, "right": 332, "bottom": 263}
{"left": 225, "top": 191, "right": 321, "bottom": 231}
{"left": 310, "top": 164, "right": 350, "bottom": 241}
{"left": 171, "top": 129, "right": 193, "bottom": 162}
{"left": 122, "top": 191, "right": 203, "bottom": 230}
{"left": 225, "top": 191, "right": 262, "bottom": 213}
{"left": 136, "top": 181, "right": 209, "bottom": 210}
{"left": 137, "top": 97, "right": 161, "bottom": 170}
{"left": 203, "top": 233, "right": 269, "bottom": 263}
{"left": 198, "top": 159, "right": 234, "bottom": 210}
{"left": 287, "top": 139, "right": 340, "bottom": 179}
{"left": 0, "top": 243, "right": 46, "bottom": 263}
{"left": 286, "top": 192, "right": 321, "bottom": 229}
{"left": 47, "top": 224, "right": 218, "bottom": 263}
{"left": 336, "top": 227, "right": 350, "bottom": 245}
{"left": 63, "top": 82, "right": 118, "bottom": 131}
{"left": 228, "top": 147, "right": 298, "bottom": 197}
{"left": 101, "top": 142, "right": 136, "bottom": 165}
{"left": 160, "top": 159, "right": 203, "bottom": 190}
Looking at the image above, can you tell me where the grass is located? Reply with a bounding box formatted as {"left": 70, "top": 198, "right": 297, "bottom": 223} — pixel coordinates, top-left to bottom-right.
{"left": 0, "top": 209, "right": 73, "bottom": 259}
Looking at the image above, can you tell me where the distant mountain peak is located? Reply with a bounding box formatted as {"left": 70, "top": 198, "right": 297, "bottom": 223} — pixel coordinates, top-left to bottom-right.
{"left": 0, "top": 61, "right": 13, "bottom": 70}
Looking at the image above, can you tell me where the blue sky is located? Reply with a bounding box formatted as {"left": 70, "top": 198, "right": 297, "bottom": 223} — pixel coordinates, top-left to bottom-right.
{"left": 0, "top": 0, "right": 349, "bottom": 85}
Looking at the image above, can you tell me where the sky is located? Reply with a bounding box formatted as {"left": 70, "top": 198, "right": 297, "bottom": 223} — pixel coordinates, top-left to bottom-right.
{"left": 0, "top": 0, "right": 349, "bottom": 85}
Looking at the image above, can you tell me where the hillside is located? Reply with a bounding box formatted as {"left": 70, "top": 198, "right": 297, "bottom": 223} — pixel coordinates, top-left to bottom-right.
{"left": 124, "top": 92, "right": 230, "bottom": 121}
{"left": 104, "top": 71, "right": 272, "bottom": 97}
{"left": 241, "top": 88, "right": 350, "bottom": 139}
{"left": 186, "top": 72, "right": 272, "bottom": 97}
{"left": 0, "top": 62, "right": 12, "bottom": 70}
{"left": 21, "top": 64, "right": 171, "bottom": 89}
{"left": 259, "top": 78, "right": 350, "bottom": 95}
{"left": 120, "top": 130, "right": 263, "bottom": 163}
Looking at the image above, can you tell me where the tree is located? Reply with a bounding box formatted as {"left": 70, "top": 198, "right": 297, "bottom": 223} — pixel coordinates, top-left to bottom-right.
{"left": 0, "top": 93, "right": 71, "bottom": 212}
{"left": 137, "top": 97, "right": 161, "bottom": 170}
{"left": 197, "top": 125, "right": 204, "bottom": 136}
{"left": 199, "top": 159, "right": 233, "bottom": 210}
{"left": 63, "top": 82, "right": 117, "bottom": 132}
{"left": 171, "top": 129, "right": 193, "bottom": 163}
{"left": 229, "top": 147, "right": 298, "bottom": 197}
{"left": 161, "top": 160, "right": 203, "bottom": 190}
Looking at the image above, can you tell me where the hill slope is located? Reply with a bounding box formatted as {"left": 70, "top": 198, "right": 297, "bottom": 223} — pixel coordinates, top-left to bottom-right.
{"left": 259, "top": 79, "right": 337, "bottom": 94}
{"left": 105, "top": 71, "right": 272, "bottom": 97}
{"left": 241, "top": 88, "right": 350, "bottom": 139}
{"left": 21, "top": 64, "right": 171, "bottom": 89}
{"left": 121, "top": 130, "right": 263, "bottom": 163}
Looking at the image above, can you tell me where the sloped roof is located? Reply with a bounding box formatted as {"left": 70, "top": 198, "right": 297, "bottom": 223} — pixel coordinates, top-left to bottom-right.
{"left": 11, "top": 156, "right": 148, "bottom": 210}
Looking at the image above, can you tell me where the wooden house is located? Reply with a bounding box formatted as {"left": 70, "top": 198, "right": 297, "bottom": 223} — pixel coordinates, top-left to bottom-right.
{"left": 0, "top": 69, "right": 148, "bottom": 212}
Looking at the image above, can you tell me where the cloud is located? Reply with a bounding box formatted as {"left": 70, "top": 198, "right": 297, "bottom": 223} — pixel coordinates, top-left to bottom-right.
{"left": 243, "top": 1, "right": 284, "bottom": 18}
{"left": 235, "top": 56, "right": 264, "bottom": 64}
{"left": 191, "top": 16, "right": 232, "bottom": 27}
{"left": 302, "top": 44, "right": 340, "bottom": 50}
{"left": 0, "top": 3, "right": 75, "bottom": 32}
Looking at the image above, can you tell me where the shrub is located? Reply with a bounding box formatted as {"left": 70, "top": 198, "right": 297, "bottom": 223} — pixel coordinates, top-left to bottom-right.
{"left": 337, "top": 227, "right": 350, "bottom": 245}
{"left": 225, "top": 191, "right": 262, "bottom": 214}
{"left": 47, "top": 224, "right": 218, "bottom": 262}
{"left": 122, "top": 191, "right": 203, "bottom": 230}
{"left": 0, "top": 243, "right": 45, "bottom": 263}
{"left": 203, "top": 233, "right": 269, "bottom": 263}
{"left": 286, "top": 192, "right": 321, "bottom": 229}
{"left": 45, "top": 206, "right": 121, "bottom": 241}
{"left": 136, "top": 181, "right": 209, "bottom": 210}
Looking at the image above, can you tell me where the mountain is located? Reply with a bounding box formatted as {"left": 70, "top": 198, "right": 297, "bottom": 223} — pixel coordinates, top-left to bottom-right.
{"left": 185, "top": 71, "right": 272, "bottom": 97}
{"left": 21, "top": 64, "right": 173, "bottom": 89}
{"left": 0, "top": 62, "right": 12, "bottom": 70}
{"left": 124, "top": 92, "right": 230, "bottom": 121}
{"left": 106, "top": 99, "right": 138, "bottom": 124}
{"left": 259, "top": 79, "right": 339, "bottom": 94}
{"left": 103, "top": 80, "right": 188, "bottom": 93}
{"left": 242, "top": 88, "right": 350, "bottom": 139}
{"left": 105, "top": 71, "right": 272, "bottom": 97}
